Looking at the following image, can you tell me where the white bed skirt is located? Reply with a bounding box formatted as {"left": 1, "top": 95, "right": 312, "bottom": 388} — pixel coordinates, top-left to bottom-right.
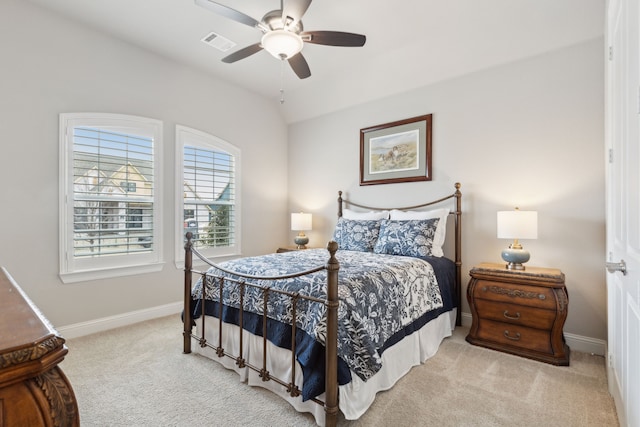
{"left": 192, "top": 308, "right": 456, "bottom": 426}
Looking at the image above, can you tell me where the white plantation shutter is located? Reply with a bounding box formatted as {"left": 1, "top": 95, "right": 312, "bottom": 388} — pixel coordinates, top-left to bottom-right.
{"left": 183, "top": 146, "right": 235, "bottom": 246}
{"left": 60, "top": 114, "right": 163, "bottom": 283}
{"left": 176, "top": 125, "right": 240, "bottom": 261}
{"left": 72, "top": 127, "right": 154, "bottom": 256}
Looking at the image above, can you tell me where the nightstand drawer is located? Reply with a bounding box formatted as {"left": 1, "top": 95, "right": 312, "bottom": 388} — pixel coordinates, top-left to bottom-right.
{"left": 473, "top": 279, "right": 557, "bottom": 310}
{"left": 474, "top": 299, "right": 556, "bottom": 330}
{"left": 476, "top": 319, "right": 552, "bottom": 354}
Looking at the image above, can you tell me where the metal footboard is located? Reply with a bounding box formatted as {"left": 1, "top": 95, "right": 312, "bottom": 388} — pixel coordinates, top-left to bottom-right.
{"left": 183, "top": 234, "right": 340, "bottom": 426}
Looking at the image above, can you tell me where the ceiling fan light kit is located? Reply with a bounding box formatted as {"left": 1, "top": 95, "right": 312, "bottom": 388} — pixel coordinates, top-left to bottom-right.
{"left": 196, "top": 0, "right": 366, "bottom": 80}
{"left": 262, "top": 30, "right": 304, "bottom": 59}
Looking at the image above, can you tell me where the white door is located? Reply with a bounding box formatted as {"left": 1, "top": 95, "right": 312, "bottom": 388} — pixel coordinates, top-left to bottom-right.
{"left": 606, "top": 0, "right": 640, "bottom": 426}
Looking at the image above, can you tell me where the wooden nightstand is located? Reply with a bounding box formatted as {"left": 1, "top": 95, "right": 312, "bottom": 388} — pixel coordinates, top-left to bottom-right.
{"left": 466, "top": 263, "right": 570, "bottom": 365}
{"left": 277, "top": 247, "right": 320, "bottom": 253}
{"left": 276, "top": 247, "right": 302, "bottom": 253}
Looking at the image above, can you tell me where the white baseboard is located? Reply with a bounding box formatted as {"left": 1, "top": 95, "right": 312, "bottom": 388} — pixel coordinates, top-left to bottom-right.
{"left": 56, "top": 301, "right": 183, "bottom": 339}
{"left": 458, "top": 312, "right": 606, "bottom": 356}
{"left": 563, "top": 332, "right": 606, "bottom": 356}
{"left": 460, "top": 311, "right": 473, "bottom": 328}
{"left": 57, "top": 306, "right": 608, "bottom": 357}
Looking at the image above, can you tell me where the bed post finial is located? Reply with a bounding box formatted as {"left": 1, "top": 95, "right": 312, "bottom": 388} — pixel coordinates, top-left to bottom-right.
{"left": 327, "top": 240, "right": 339, "bottom": 258}
{"left": 183, "top": 232, "right": 194, "bottom": 354}
{"left": 325, "top": 239, "right": 340, "bottom": 427}
{"left": 337, "top": 191, "right": 343, "bottom": 218}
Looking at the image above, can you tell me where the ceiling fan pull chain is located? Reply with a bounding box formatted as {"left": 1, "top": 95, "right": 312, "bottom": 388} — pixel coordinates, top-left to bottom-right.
{"left": 280, "top": 57, "right": 286, "bottom": 104}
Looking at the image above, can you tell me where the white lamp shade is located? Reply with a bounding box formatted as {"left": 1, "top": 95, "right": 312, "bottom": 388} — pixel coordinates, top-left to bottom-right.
{"left": 497, "top": 210, "right": 538, "bottom": 240}
{"left": 291, "top": 212, "right": 312, "bottom": 231}
{"left": 262, "top": 30, "right": 304, "bottom": 59}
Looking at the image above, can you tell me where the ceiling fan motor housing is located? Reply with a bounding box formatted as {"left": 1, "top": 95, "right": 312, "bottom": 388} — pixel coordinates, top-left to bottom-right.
{"left": 262, "top": 9, "right": 303, "bottom": 33}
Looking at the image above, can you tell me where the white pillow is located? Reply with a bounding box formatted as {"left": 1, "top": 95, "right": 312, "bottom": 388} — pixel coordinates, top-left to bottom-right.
{"left": 343, "top": 208, "right": 389, "bottom": 220}
{"left": 389, "top": 208, "right": 449, "bottom": 257}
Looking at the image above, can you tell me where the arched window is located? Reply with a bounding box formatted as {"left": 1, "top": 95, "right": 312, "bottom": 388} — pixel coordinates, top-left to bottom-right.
{"left": 175, "top": 125, "right": 241, "bottom": 263}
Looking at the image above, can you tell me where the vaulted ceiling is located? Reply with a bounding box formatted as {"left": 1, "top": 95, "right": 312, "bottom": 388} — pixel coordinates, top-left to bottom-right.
{"left": 25, "top": 0, "right": 604, "bottom": 123}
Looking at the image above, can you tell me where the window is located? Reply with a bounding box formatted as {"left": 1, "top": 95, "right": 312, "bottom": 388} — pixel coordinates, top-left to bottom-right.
{"left": 59, "top": 113, "right": 163, "bottom": 283}
{"left": 175, "top": 125, "right": 240, "bottom": 263}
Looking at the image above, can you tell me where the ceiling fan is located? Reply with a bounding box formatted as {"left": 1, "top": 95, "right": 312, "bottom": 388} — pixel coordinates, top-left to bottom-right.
{"left": 195, "top": 0, "right": 366, "bottom": 79}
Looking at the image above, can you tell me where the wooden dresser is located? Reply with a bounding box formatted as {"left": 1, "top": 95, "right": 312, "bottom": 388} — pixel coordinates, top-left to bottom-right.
{"left": 0, "top": 267, "right": 79, "bottom": 426}
{"left": 466, "top": 263, "right": 570, "bottom": 366}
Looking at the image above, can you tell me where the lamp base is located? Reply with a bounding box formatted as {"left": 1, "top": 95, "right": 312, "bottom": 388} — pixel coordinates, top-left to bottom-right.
{"left": 505, "top": 262, "right": 526, "bottom": 271}
{"left": 294, "top": 233, "right": 309, "bottom": 250}
{"left": 501, "top": 247, "right": 530, "bottom": 271}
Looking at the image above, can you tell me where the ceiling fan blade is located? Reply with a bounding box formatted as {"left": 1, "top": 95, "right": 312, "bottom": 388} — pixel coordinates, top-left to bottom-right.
{"left": 288, "top": 53, "right": 311, "bottom": 79}
{"left": 195, "top": 0, "right": 260, "bottom": 28}
{"left": 301, "top": 31, "right": 366, "bottom": 47}
{"left": 222, "top": 43, "right": 263, "bottom": 63}
{"left": 282, "top": 0, "right": 312, "bottom": 25}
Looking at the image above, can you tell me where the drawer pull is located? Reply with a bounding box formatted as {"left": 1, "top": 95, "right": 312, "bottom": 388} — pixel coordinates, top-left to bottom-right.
{"left": 503, "top": 310, "right": 521, "bottom": 320}
{"left": 503, "top": 330, "right": 521, "bottom": 341}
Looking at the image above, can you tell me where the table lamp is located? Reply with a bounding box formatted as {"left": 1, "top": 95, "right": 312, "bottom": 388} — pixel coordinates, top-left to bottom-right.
{"left": 291, "top": 212, "right": 312, "bottom": 249}
{"left": 497, "top": 208, "right": 538, "bottom": 270}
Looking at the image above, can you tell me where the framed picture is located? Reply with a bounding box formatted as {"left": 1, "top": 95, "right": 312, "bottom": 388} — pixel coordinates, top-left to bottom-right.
{"left": 359, "top": 114, "right": 432, "bottom": 186}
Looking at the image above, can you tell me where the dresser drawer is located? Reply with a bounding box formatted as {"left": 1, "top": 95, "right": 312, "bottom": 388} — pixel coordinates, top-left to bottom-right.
{"left": 473, "top": 279, "right": 558, "bottom": 310}
{"left": 476, "top": 318, "right": 552, "bottom": 354}
{"left": 474, "top": 299, "right": 556, "bottom": 330}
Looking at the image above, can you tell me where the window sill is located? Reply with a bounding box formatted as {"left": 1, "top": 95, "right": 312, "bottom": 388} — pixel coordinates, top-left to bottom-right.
{"left": 174, "top": 251, "right": 241, "bottom": 270}
{"left": 59, "top": 262, "right": 165, "bottom": 284}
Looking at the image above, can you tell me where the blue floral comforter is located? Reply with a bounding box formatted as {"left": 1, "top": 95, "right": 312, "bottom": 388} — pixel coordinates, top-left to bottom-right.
{"left": 191, "top": 249, "right": 454, "bottom": 399}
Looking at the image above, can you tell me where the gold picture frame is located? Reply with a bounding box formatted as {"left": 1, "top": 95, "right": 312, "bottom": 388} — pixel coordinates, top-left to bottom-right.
{"left": 359, "top": 114, "right": 432, "bottom": 186}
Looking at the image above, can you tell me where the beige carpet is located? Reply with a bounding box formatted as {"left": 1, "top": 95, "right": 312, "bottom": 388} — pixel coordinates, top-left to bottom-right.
{"left": 61, "top": 315, "right": 619, "bottom": 426}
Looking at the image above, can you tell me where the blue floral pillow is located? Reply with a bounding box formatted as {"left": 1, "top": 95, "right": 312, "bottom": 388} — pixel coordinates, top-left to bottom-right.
{"left": 373, "top": 218, "right": 440, "bottom": 258}
{"left": 333, "top": 217, "right": 381, "bottom": 252}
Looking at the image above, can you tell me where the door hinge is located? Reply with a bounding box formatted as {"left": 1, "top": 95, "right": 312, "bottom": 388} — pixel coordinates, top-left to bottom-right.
{"left": 609, "top": 148, "right": 613, "bottom": 163}
{"left": 609, "top": 46, "right": 613, "bottom": 61}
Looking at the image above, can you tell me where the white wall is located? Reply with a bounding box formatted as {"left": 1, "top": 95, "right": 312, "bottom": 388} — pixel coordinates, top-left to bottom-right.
{"left": 0, "top": 1, "right": 288, "bottom": 327}
{"left": 0, "top": 0, "right": 607, "bottom": 344}
{"left": 288, "top": 39, "right": 606, "bottom": 341}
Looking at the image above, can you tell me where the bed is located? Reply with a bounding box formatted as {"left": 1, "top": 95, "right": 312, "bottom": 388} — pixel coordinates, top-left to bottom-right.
{"left": 182, "top": 183, "right": 462, "bottom": 426}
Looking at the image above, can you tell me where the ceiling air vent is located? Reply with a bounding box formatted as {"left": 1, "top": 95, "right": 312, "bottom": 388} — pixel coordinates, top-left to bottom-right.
{"left": 201, "top": 31, "right": 236, "bottom": 52}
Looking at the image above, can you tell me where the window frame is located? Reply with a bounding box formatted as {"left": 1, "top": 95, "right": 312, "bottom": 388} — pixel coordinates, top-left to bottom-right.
{"left": 175, "top": 125, "right": 241, "bottom": 266}
{"left": 59, "top": 113, "right": 164, "bottom": 283}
